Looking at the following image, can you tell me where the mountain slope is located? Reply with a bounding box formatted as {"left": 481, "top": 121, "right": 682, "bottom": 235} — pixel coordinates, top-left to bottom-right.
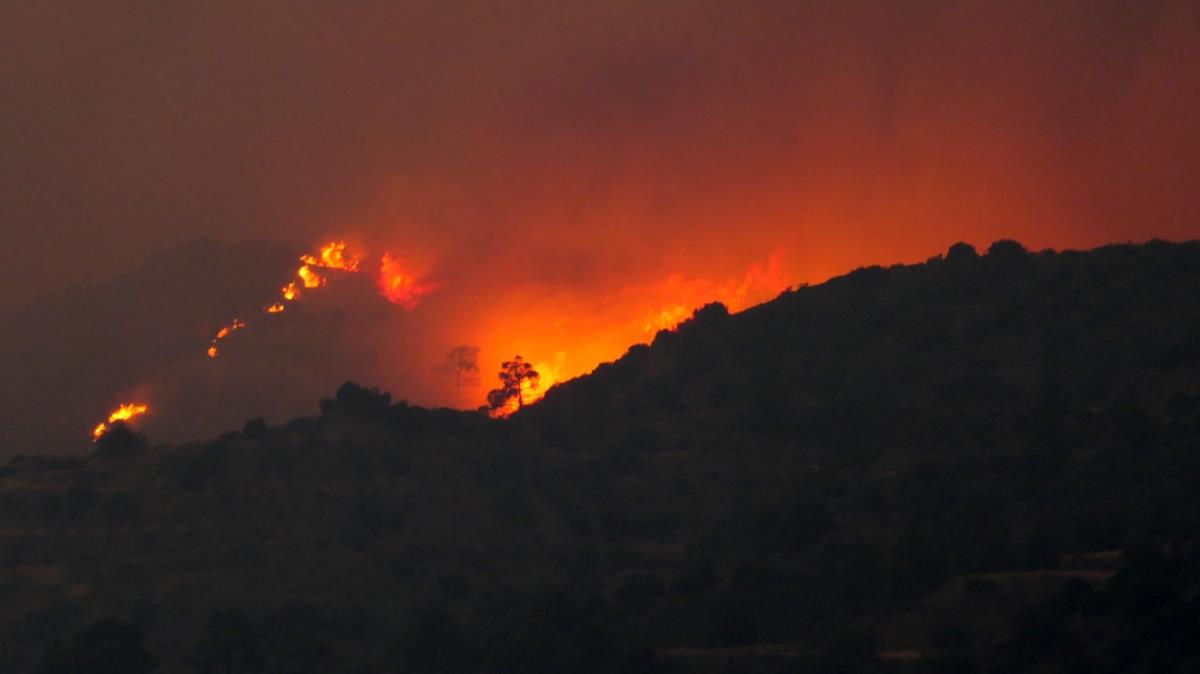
{"left": 3, "top": 240, "right": 1200, "bottom": 674}
{"left": 0, "top": 239, "right": 298, "bottom": 458}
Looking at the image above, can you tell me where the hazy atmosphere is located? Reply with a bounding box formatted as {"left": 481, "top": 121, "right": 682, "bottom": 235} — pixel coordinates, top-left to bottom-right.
{"left": 4, "top": 3, "right": 1200, "bottom": 673}
{"left": 3, "top": 0, "right": 1198, "bottom": 451}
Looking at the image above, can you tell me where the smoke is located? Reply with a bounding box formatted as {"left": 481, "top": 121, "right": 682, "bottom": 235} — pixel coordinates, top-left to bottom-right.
{"left": 1, "top": 1, "right": 1198, "bottom": 453}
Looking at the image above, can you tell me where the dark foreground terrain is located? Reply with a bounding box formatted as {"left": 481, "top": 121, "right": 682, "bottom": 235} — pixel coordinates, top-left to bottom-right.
{"left": 3, "top": 240, "right": 1200, "bottom": 673}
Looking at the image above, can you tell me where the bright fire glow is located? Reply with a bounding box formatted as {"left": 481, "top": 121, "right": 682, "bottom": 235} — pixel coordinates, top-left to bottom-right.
{"left": 469, "top": 249, "right": 789, "bottom": 415}
{"left": 271, "top": 241, "right": 362, "bottom": 314}
{"left": 640, "top": 304, "right": 690, "bottom": 333}
{"left": 488, "top": 352, "right": 565, "bottom": 418}
{"left": 297, "top": 265, "right": 325, "bottom": 289}
{"left": 181, "top": 238, "right": 789, "bottom": 423}
{"left": 633, "top": 248, "right": 786, "bottom": 333}
{"left": 377, "top": 253, "right": 438, "bottom": 310}
{"left": 92, "top": 402, "right": 149, "bottom": 440}
{"left": 300, "top": 241, "right": 361, "bottom": 272}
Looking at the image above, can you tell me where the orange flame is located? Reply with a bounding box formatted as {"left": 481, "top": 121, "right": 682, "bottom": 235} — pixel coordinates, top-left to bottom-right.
{"left": 377, "top": 253, "right": 438, "bottom": 310}
{"left": 297, "top": 265, "right": 325, "bottom": 289}
{"left": 208, "top": 241, "right": 367, "bottom": 358}
{"left": 300, "top": 241, "right": 361, "bottom": 271}
{"left": 634, "top": 248, "right": 786, "bottom": 333}
{"left": 92, "top": 402, "right": 149, "bottom": 440}
{"left": 207, "top": 318, "right": 246, "bottom": 358}
{"left": 469, "top": 249, "right": 790, "bottom": 414}
{"left": 273, "top": 241, "right": 359, "bottom": 309}
{"left": 641, "top": 303, "right": 690, "bottom": 333}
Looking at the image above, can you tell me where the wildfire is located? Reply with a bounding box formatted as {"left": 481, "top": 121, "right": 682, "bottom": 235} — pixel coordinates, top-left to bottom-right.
{"left": 297, "top": 265, "right": 326, "bottom": 289}
{"left": 301, "top": 241, "right": 361, "bottom": 271}
{"left": 207, "top": 318, "right": 246, "bottom": 358}
{"left": 635, "top": 248, "right": 786, "bottom": 333}
{"left": 205, "top": 240, "right": 435, "bottom": 358}
{"left": 92, "top": 403, "right": 149, "bottom": 441}
{"left": 207, "top": 241, "right": 360, "bottom": 358}
{"left": 268, "top": 241, "right": 361, "bottom": 312}
{"left": 377, "top": 253, "right": 438, "bottom": 310}
{"left": 488, "top": 353, "right": 564, "bottom": 418}
{"left": 93, "top": 233, "right": 789, "bottom": 438}
{"left": 468, "top": 249, "right": 790, "bottom": 416}
{"left": 641, "top": 304, "right": 690, "bottom": 333}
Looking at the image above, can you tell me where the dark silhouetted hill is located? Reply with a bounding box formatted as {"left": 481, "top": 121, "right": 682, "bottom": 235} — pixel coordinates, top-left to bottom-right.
{"left": 3, "top": 240, "right": 1200, "bottom": 673}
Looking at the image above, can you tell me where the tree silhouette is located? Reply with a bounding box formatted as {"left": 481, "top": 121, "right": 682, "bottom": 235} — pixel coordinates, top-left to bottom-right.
{"left": 436, "top": 345, "right": 482, "bottom": 401}
{"left": 484, "top": 356, "right": 540, "bottom": 413}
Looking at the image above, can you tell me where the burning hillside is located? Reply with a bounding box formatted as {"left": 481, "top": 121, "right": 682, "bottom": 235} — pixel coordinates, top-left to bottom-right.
{"left": 87, "top": 238, "right": 791, "bottom": 439}
{"left": 92, "top": 403, "right": 149, "bottom": 441}
{"left": 205, "top": 241, "right": 433, "bottom": 359}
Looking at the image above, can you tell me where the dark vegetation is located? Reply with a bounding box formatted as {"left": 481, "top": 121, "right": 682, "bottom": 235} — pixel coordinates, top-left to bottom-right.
{"left": 484, "top": 355, "right": 541, "bottom": 413}
{"left": 2, "top": 240, "right": 1200, "bottom": 672}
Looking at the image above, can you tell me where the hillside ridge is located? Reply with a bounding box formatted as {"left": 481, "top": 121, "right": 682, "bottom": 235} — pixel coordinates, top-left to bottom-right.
{"left": 4, "top": 238, "right": 1200, "bottom": 674}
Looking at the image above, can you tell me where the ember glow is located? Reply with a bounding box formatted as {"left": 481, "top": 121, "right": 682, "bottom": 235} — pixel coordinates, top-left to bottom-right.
{"left": 92, "top": 403, "right": 149, "bottom": 441}
{"left": 207, "top": 318, "right": 246, "bottom": 359}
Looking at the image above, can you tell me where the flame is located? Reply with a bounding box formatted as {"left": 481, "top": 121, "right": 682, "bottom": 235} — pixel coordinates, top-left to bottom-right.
{"left": 377, "top": 253, "right": 438, "bottom": 310}
{"left": 92, "top": 403, "right": 149, "bottom": 440}
{"left": 641, "top": 303, "right": 690, "bottom": 333}
{"left": 297, "top": 265, "right": 325, "bottom": 289}
{"left": 208, "top": 241, "right": 368, "bottom": 358}
{"left": 300, "top": 241, "right": 361, "bottom": 271}
{"left": 273, "top": 241, "right": 360, "bottom": 309}
{"left": 634, "top": 248, "right": 786, "bottom": 333}
{"left": 463, "top": 249, "right": 790, "bottom": 414}
{"left": 207, "top": 318, "right": 246, "bottom": 358}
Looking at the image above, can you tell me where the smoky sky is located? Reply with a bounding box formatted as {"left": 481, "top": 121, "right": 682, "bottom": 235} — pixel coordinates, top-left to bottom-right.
{"left": 1, "top": 0, "right": 1199, "bottom": 456}
{"left": 3, "top": 0, "right": 1198, "bottom": 312}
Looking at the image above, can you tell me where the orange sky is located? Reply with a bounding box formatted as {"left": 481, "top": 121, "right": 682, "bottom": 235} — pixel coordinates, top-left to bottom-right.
{"left": 1, "top": 1, "right": 1198, "bottom": 445}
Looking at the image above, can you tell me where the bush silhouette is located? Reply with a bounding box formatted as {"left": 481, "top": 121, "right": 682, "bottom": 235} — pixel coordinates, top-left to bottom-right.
{"left": 946, "top": 241, "right": 979, "bottom": 263}
{"left": 242, "top": 417, "right": 268, "bottom": 440}
{"left": 93, "top": 422, "right": 149, "bottom": 460}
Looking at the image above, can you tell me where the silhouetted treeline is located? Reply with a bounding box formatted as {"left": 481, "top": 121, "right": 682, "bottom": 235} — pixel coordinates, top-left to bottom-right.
{"left": 4, "top": 240, "right": 1200, "bottom": 673}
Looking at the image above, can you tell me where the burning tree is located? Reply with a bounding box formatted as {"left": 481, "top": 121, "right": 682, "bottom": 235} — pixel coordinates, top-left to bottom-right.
{"left": 484, "top": 356, "right": 540, "bottom": 414}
